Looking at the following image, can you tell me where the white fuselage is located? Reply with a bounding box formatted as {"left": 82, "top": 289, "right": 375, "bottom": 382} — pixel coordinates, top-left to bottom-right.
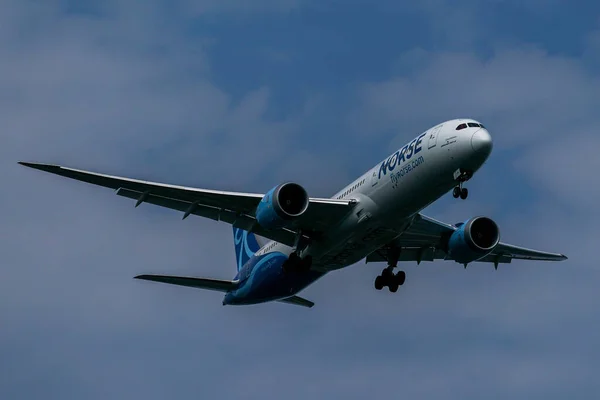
{"left": 254, "top": 118, "right": 493, "bottom": 272}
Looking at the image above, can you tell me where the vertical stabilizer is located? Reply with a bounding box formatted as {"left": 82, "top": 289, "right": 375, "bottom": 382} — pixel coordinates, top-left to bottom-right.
{"left": 232, "top": 227, "right": 261, "bottom": 271}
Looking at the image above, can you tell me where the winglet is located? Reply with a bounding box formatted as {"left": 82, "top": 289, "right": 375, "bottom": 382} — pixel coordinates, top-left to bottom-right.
{"left": 18, "top": 162, "right": 61, "bottom": 172}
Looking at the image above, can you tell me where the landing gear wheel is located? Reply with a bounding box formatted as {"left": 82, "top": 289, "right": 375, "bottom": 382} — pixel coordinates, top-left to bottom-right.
{"left": 375, "top": 267, "right": 405, "bottom": 292}
{"left": 301, "top": 255, "right": 313, "bottom": 271}
{"left": 395, "top": 270, "right": 406, "bottom": 286}
{"left": 283, "top": 252, "right": 301, "bottom": 273}
{"left": 453, "top": 186, "right": 461, "bottom": 198}
{"left": 382, "top": 268, "right": 393, "bottom": 279}
{"left": 376, "top": 249, "right": 405, "bottom": 292}
{"left": 460, "top": 187, "right": 469, "bottom": 200}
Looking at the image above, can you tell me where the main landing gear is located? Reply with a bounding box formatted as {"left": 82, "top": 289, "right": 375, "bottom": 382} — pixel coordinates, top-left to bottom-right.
{"left": 282, "top": 230, "right": 313, "bottom": 273}
{"left": 374, "top": 247, "right": 406, "bottom": 293}
{"left": 452, "top": 168, "right": 472, "bottom": 200}
{"left": 453, "top": 185, "right": 469, "bottom": 200}
{"left": 283, "top": 252, "right": 312, "bottom": 273}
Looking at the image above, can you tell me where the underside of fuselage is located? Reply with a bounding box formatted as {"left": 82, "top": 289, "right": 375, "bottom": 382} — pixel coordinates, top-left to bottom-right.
{"left": 225, "top": 118, "right": 494, "bottom": 305}
{"left": 223, "top": 251, "right": 325, "bottom": 305}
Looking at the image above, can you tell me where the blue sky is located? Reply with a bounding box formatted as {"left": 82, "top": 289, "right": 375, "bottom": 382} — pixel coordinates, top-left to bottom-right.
{"left": 2, "top": 1, "right": 600, "bottom": 398}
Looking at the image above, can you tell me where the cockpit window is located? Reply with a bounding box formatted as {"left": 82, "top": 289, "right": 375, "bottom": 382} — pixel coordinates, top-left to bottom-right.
{"left": 467, "top": 122, "right": 480, "bottom": 128}
{"left": 456, "top": 123, "right": 467, "bottom": 130}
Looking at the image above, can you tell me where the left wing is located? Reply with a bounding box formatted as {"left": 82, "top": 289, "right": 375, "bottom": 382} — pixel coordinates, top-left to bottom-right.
{"left": 366, "top": 213, "right": 567, "bottom": 267}
{"left": 18, "top": 162, "right": 353, "bottom": 246}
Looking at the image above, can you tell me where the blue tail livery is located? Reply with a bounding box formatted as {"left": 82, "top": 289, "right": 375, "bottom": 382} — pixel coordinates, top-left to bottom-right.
{"left": 21, "top": 118, "right": 568, "bottom": 308}
{"left": 132, "top": 227, "right": 317, "bottom": 308}
{"left": 233, "top": 227, "right": 261, "bottom": 272}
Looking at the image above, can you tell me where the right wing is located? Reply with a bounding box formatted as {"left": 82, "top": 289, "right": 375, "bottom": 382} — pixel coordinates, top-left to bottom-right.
{"left": 18, "top": 162, "right": 354, "bottom": 247}
{"left": 366, "top": 213, "right": 567, "bottom": 266}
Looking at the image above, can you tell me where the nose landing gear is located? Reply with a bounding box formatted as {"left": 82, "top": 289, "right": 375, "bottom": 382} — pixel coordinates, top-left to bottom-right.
{"left": 374, "top": 247, "right": 406, "bottom": 293}
{"left": 452, "top": 168, "right": 472, "bottom": 200}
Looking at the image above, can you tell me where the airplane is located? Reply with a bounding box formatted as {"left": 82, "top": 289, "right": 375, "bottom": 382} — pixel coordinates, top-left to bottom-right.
{"left": 19, "top": 118, "right": 567, "bottom": 308}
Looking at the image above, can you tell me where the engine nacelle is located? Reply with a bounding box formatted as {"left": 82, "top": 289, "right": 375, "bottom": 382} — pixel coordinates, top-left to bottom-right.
{"left": 255, "top": 183, "right": 309, "bottom": 230}
{"left": 447, "top": 216, "right": 500, "bottom": 264}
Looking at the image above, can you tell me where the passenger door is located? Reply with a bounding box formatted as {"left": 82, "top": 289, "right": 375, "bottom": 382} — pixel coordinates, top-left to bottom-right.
{"left": 428, "top": 125, "right": 442, "bottom": 149}
{"left": 371, "top": 170, "right": 379, "bottom": 187}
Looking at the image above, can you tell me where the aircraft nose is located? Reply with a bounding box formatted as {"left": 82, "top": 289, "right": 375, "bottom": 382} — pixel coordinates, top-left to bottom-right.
{"left": 471, "top": 129, "right": 493, "bottom": 158}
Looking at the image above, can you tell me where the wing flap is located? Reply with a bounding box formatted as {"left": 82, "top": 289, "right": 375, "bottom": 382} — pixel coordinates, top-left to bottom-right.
{"left": 492, "top": 243, "right": 567, "bottom": 261}
{"left": 476, "top": 253, "right": 513, "bottom": 264}
{"left": 134, "top": 274, "right": 237, "bottom": 292}
{"left": 277, "top": 295, "right": 315, "bottom": 308}
{"left": 366, "top": 247, "right": 443, "bottom": 263}
{"left": 115, "top": 187, "right": 298, "bottom": 246}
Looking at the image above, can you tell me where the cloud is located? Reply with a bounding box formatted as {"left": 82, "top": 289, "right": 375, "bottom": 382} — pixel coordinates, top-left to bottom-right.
{"left": 1, "top": 1, "right": 317, "bottom": 194}
{"left": 2, "top": 1, "right": 600, "bottom": 399}
{"left": 179, "top": 0, "right": 303, "bottom": 16}
{"left": 337, "top": 14, "right": 600, "bottom": 398}
{"left": 514, "top": 131, "right": 600, "bottom": 209}
{"left": 350, "top": 46, "right": 600, "bottom": 149}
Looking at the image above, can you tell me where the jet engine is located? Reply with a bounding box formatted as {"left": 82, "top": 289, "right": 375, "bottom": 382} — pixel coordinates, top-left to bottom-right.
{"left": 255, "top": 183, "right": 309, "bottom": 230}
{"left": 446, "top": 216, "right": 500, "bottom": 264}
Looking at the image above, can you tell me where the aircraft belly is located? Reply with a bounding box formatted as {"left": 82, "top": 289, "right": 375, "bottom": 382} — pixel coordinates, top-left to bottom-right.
{"left": 228, "top": 254, "right": 325, "bottom": 304}
{"left": 315, "top": 222, "right": 411, "bottom": 270}
{"left": 380, "top": 152, "right": 456, "bottom": 218}
{"left": 313, "top": 147, "right": 458, "bottom": 271}
{"left": 310, "top": 136, "right": 466, "bottom": 271}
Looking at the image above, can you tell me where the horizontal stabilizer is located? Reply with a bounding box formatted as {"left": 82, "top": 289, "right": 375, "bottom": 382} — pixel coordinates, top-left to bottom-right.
{"left": 277, "top": 295, "right": 315, "bottom": 308}
{"left": 134, "top": 274, "right": 237, "bottom": 293}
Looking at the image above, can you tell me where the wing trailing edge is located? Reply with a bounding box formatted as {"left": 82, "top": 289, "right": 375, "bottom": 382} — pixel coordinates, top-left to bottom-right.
{"left": 18, "top": 161, "right": 354, "bottom": 247}
{"left": 366, "top": 213, "right": 567, "bottom": 265}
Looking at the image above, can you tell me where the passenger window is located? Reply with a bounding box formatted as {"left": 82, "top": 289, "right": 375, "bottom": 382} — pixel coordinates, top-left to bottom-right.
{"left": 456, "top": 123, "right": 467, "bottom": 130}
